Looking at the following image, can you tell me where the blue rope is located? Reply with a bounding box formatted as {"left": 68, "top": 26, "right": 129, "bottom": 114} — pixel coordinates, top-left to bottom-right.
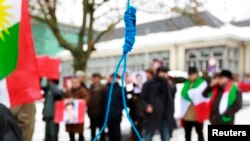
{"left": 93, "top": 2, "right": 142, "bottom": 141}
{"left": 121, "top": 55, "right": 142, "bottom": 141}
{"left": 123, "top": 6, "right": 136, "bottom": 54}
{"left": 127, "top": 0, "right": 131, "bottom": 7}
{"left": 93, "top": 55, "right": 124, "bottom": 141}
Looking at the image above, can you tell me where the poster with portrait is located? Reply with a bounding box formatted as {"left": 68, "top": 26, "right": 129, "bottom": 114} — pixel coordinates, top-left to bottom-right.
{"left": 132, "top": 71, "right": 147, "bottom": 94}
{"left": 54, "top": 99, "right": 86, "bottom": 124}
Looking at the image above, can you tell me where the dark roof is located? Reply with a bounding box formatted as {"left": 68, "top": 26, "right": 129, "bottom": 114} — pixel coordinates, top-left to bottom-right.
{"left": 100, "top": 11, "right": 224, "bottom": 41}
{"left": 231, "top": 19, "right": 250, "bottom": 27}
{"left": 58, "top": 23, "right": 80, "bottom": 34}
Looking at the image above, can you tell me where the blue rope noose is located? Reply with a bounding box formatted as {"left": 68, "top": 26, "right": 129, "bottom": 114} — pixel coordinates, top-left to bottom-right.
{"left": 93, "top": 1, "right": 142, "bottom": 141}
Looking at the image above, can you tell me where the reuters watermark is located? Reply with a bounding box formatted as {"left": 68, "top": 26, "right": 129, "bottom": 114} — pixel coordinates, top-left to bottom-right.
{"left": 208, "top": 125, "right": 250, "bottom": 140}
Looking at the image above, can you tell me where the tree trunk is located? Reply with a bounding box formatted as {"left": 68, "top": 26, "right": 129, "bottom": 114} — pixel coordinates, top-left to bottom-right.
{"left": 73, "top": 56, "right": 88, "bottom": 72}
{"left": 71, "top": 48, "right": 91, "bottom": 72}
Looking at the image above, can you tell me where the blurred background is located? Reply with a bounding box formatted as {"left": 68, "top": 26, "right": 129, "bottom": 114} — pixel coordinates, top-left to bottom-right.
{"left": 27, "top": 0, "right": 250, "bottom": 141}
{"left": 29, "top": 0, "right": 250, "bottom": 80}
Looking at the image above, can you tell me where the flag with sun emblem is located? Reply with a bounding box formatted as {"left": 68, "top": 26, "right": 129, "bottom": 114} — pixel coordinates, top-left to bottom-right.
{"left": 0, "top": 0, "right": 42, "bottom": 107}
{"left": 0, "top": 0, "right": 21, "bottom": 78}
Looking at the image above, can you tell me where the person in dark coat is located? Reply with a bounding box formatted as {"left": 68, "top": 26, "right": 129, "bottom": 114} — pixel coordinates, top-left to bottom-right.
{"left": 0, "top": 104, "right": 22, "bottom": 141}
{"left": 42, "top": 79, "right": 64, "bottom": 141}
{"left": 105, "top": 74, "right": 123, "bottom": 141}
{"left": 161, "top": 67, "right": 177, "bottom": 138}
{"left": 203, "top": 70, "right": 242, "bottom": 125}
{"left": 63, "top": 77, "right": 89, "bottom": 141}
{"left": 87, "top": 73, "right": 106, "bottom": 141}
{"left": 145, "top": 69, "right": 154, "bottom": 81}
{"left": 141, "top": 67, "right": 176, "bottom": 141}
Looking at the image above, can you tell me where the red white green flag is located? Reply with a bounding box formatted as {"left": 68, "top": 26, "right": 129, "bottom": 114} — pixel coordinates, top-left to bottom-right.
{"left": 207, "top": 82, "right": 238, "bottom": 122}
{"left": 0, "top": 0, "right": 42, "bottom": 107}
{"left": 181, "top": 77, "right": 209, "bottom": 123}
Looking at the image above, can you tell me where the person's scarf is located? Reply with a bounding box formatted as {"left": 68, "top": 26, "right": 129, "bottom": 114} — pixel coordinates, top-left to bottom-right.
{"left": 208, "top": 82, "right": 238, "bottom": 122}
{"left": 181, "top": 77, "right": 208, "bottom": 123}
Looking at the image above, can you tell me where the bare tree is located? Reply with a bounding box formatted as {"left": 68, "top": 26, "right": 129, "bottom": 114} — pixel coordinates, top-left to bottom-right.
{"left": 171, "top": 0, "right": 207, "bottom": 25}
{"left": 29, "top": 0, "right": 122, "bottom": 71}
{"left": 29, "top": 0, "right": 206, "bottom": 72}
{"left": 135, "top": 0, "right": 207, "bottom": 25}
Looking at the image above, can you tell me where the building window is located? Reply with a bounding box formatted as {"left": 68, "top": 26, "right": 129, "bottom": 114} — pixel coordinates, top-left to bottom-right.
{"left": 148, "top": 51, "right": 169, "bottom": 67}
{"left": 61, "top": 61, "right": 74, "bottom": 76}
{"left": 201, "top": 50, "right": 209, "bottom": 57}
{"left": 213, "top": 50, "right": 223, "bottom": 57}
{"left": 228, "top": 48, "right": 239, "bottom": 72}
{"left": 185, "top": 47, "right": 239, "bottom": 72}
{"left": 218, "top": 59, "right": 223, "bottom": 70}
{"left": 87, "top": 51, "right": 169, "bottom": 77}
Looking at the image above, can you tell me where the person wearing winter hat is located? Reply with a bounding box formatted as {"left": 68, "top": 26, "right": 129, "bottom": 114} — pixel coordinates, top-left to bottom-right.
{"left": 141, "top": 66, "right": 176, "bottom": 141}
{"left": 181, "top": 67, "right": 207, "bottom": 141}
{"left": 203, "top": 70, "right": 242, "bottom": 124}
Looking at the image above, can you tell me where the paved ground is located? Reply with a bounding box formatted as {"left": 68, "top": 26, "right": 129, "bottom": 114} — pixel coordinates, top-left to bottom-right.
{"left": 33, "top": 93, "right": 250, "bottom": 141}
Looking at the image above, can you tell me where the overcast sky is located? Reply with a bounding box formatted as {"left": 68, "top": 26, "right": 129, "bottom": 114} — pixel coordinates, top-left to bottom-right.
{"left": 56, "top": 0, "right": 250, "bottom": 28}
{"left": 205, "top": 0, "right": 250, "bottom": 22}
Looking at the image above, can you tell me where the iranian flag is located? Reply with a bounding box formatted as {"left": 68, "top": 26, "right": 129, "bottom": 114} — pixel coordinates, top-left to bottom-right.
{"left": 0, "top": 0, "right": 42, "bottom": 107}
{"left": 181, "top": 77, "right": 209, "bottom": 123}
{"left": 208, "top": 82, "right": 238, "bottom": 122}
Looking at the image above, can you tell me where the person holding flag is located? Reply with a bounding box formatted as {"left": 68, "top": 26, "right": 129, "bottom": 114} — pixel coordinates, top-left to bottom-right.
{"left": 181, "top": 67, "right": 208, "bottom": 141}
{"left": 0, "top": 0, "right": 42, "bottom": 141}
{"left": 42, "top": 79, "right": 64, "bottom": 141}
{"left": 203, "top": 70, "right": 242, "bottom": 125}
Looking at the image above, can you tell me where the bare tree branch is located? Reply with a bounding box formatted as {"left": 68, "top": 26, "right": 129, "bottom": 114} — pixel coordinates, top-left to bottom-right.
{"left": 53, "top": 0, "right": 57, "bottom": 10}
{"left": 37, "top": 0, "right": 50, "bottom": 21}
{"left": 87, "top": 0, "right": 95, "bottom": 53}
{"left": 30, "top": 0, "right": 205, "bottom": 71}
{"left": 94, "top": 17, "right": 122, "bottom": 44}
{"left": 94, "top": 0, "right": 108, "bottom": 9}
{"left": 37, "top": 0, "right": 75, "bottom": 51}
{"left": 94, "top": 7, "right": 121, "bottom": 20}
{"left": 45, "top": 0, "right": 57, "bottom": 21}
{"left": 30, "top": 14, "right": 46, "bottom": 22}
{"left": 78, "top": 0, "right": 89, "bottom": 49}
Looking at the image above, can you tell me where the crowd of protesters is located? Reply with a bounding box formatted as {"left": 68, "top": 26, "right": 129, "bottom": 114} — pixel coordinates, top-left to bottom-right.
{"left": 0, "top": 58, "right": 243, "bottom": 141}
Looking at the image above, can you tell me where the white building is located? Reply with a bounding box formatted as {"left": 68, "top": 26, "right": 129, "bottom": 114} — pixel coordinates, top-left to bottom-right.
{"left": 57, "top": 12, "right": 250, "bottom": 78}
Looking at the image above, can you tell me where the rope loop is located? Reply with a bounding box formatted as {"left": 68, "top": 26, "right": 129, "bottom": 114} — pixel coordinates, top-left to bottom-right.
{"left": 123, "top": 6, "right": 136, "bottom": 54}
{"left": 93, "top": 3, "right": 142, "bottom": 141}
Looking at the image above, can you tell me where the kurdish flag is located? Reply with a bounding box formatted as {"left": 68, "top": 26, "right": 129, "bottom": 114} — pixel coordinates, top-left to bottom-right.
{"left": 181, "top": 77, "right": 209, "bottom": 123}
{"left": 0, "top": 0, "right": 20, "bottom": 78}
{"left": 0, "top": 0, "right": 42, "bottom": 107}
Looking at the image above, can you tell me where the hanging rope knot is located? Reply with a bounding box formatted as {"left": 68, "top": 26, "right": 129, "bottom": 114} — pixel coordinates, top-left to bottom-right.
{"left": 93, "top": 4, "right": 142, "bottom": 141}
{"left": 123, "top": 6, "right": 136, "bottom": 54}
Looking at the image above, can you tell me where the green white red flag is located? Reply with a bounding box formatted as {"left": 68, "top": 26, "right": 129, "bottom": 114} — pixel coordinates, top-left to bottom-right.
{"left": 207, "top": 82, "right": 238, "bottom": 122}
{"left": 0, "top": 0, "right": 42, "bottom": 107}
{"left": 181, "top": 77, "right": 209, "bottom": 123}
